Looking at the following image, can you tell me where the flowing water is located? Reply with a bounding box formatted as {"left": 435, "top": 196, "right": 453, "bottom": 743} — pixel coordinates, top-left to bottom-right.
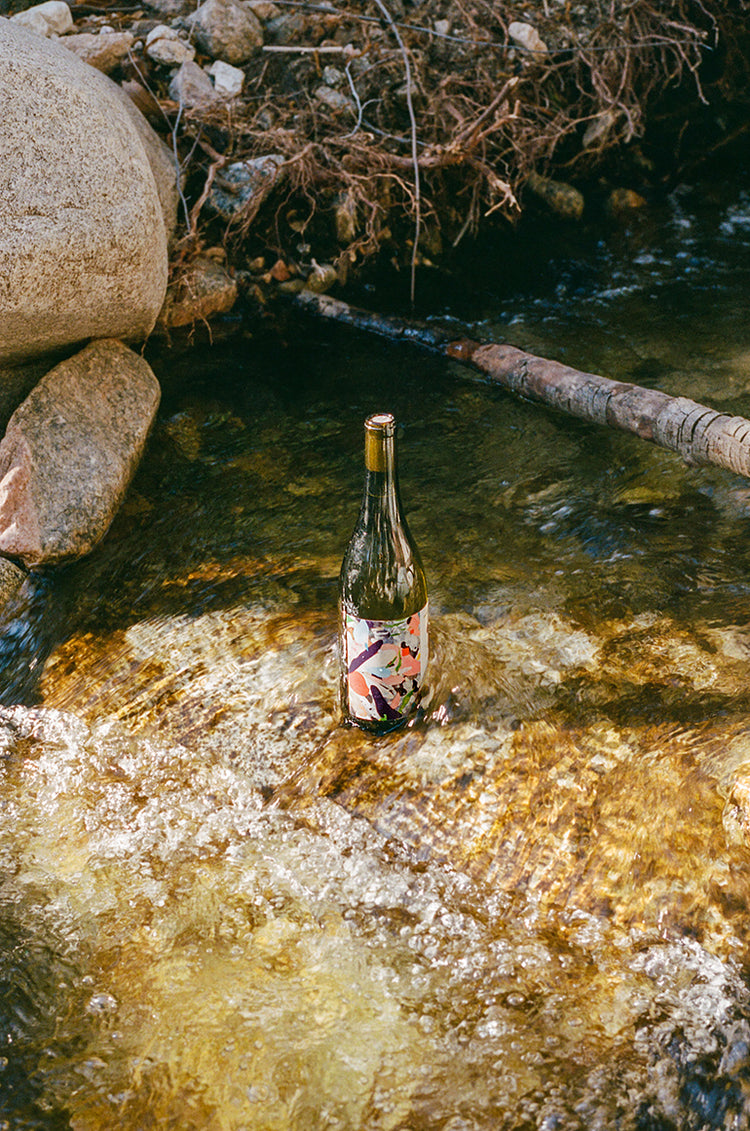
{"left": 2, "top": 177, "right": 750, "bottom": 1128}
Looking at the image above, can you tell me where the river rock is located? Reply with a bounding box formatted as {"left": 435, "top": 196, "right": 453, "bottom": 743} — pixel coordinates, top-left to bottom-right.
{"left": 606, "top": 186, "right": 648, "bottom": 219}
{"left": 0, "top": 558, "right": 26, "bottom": 605}
{"left": 61, "top": 29, "right": 135, "bottom": 74}
{"left": 0, "top": 340, "right": 161, "bottom": 567}
{"left": 0, "top": 359, "right": 58, "bottom": 436}
{"left": 526, "top": 170, "right": 585, "bottom": 220}
{"left": 0, "top": 19, "right": 169, "bottom": 364}
{"left": 169, "top": 58, "right": 220, "bottom": 107}
{"left": 208, "top": 154, "right": 285, "bottom": 220}
{"left": 10, "top": 0, "right": 73, "bottom": 37}
{"left": 208, "top": 58, "right": 245, "bottom": 95}
{"left": 156, "top": 256, "right": 238, "bottom": 330}
{"left": 186, "top": 0, "right": 263, "bottom": 64}
{"left": 145, "top": 24, "right": 196, "bottom": 66}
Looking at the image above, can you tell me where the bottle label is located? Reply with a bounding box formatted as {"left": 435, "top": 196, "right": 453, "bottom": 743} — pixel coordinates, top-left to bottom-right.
{"left": 343, "top": 602, "right": 428, "bottom": 724}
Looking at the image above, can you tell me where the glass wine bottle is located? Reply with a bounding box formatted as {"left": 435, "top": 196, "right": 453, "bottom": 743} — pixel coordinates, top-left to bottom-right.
{"left": 339, "top": 412, "right": 429, "bottom": 734}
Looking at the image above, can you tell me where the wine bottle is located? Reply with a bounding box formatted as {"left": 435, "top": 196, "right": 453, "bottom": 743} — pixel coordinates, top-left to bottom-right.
{"left": 339, "top": 412, "right": 429, "bottom": 734}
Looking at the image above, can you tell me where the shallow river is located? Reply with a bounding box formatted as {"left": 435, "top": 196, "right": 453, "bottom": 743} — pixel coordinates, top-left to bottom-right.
{"left": 3, "top": 176, "right": 750, "bottom": 1129}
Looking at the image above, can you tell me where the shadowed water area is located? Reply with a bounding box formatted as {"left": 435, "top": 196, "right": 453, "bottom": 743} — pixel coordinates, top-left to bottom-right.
{"left": 2, "top": 178, "right": 750, "bottom": 1128}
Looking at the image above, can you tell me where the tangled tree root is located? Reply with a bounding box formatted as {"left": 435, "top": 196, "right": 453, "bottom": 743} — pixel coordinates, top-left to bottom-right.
{"left": 118, "top": 0, "right": 749, "bottom": 286}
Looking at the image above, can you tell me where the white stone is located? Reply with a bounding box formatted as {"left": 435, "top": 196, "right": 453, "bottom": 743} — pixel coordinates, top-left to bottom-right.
{"left": 146, "top": 22, "right": 176, "bottom": 46}
{"left": 10, "top": 1, "right": 73, "bottom": 37}
{"left": 0, "top": 19, "right": 169, "bottom": 364}
{"left": 508, "top": 21, "right": 548, "bottom": 57}
{"left": 208, "top": 59, "right": 244, "bottom": 95}
{"left": 146, "top": 24, "right": 196, "bottom": 65}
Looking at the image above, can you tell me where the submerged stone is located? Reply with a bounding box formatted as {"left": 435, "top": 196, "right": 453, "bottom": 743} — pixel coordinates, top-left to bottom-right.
{"left": 525, "top": 170, "right": 585, "bottom": 220}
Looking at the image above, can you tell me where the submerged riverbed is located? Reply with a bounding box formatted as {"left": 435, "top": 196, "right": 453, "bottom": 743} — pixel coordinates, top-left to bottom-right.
{"left": 2, "top": 177, "right": 750, "bottom": 1128}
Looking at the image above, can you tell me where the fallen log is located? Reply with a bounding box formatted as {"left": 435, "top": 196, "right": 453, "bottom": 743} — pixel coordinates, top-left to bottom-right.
{"left": 294, "top": 290, "right": 750, "bottom": 480}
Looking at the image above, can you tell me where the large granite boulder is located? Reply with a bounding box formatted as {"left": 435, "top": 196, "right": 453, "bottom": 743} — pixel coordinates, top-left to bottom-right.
{"left": 0, "top": 18, "right": 171, "bottom": 365}
{"left": 0, "top": 340, "right": 161, "bottom": 567}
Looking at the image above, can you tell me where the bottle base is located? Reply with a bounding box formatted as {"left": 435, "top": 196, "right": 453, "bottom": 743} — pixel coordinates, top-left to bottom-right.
{"left": 343, "top": 714, "right": 408, "bottom": 737}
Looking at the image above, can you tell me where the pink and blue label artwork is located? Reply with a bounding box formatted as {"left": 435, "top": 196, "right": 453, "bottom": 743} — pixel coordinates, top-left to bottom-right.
{"left": 343, "top": 603, "right": 428, "bottom": 723}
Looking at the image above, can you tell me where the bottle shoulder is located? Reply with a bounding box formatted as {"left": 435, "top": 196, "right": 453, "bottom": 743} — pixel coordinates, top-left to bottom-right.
{"left": 339, "top": 522, "right": 427, "bottom": 620}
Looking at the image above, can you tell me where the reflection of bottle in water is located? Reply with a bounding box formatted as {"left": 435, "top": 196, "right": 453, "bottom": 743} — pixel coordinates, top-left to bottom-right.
{"left": 339, "top": 412, "right": 429, "bottom": 734}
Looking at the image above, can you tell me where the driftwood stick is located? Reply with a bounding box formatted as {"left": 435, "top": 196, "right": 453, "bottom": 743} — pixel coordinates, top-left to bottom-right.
{"left": 294, "top": 290, "right": 750, "bottom": 479}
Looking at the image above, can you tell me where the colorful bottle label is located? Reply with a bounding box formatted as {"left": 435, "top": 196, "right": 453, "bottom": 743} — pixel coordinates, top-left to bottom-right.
{"left": 343, "top": 602, "right": 428, "bottom": 724}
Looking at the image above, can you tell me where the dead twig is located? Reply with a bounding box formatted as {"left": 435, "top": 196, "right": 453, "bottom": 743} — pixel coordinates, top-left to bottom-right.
{"left": 370, "top": 0, "right": 421, "bottom": 306}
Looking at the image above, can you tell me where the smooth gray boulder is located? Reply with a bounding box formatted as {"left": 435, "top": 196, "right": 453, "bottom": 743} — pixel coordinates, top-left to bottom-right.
{"left": 0, "top": 340, "right": 161, "bottom": 567}
{"left": 0, "top": 19, "right": 170, "bottom": 365}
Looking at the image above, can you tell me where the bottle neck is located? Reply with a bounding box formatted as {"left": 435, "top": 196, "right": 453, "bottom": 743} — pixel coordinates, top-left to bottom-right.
{"left": 362, "top": 417, "right": 399, "bottom": 521}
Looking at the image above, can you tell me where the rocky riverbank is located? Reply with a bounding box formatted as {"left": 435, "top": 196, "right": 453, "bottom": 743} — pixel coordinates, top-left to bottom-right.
{"left": 0, "top": 0, "right": 748, "bottom": 588}
{"left": 6, "top": 0, "right": 749, "bottom": 302}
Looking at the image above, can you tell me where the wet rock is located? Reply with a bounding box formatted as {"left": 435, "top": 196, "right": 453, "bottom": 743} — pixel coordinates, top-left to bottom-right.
{"left": 0, "top": 19, "right": 169, "bottom": 364}
{"left": 10, "top": 0, "right": 73, "bottom": 37}
{"left": 169, "top": 59, "right": 219, "bottom": 107}
{"left": 145, "top": 24, "right": 195, "bottom": 66}
{"left": 508, "top": 21, "right": 548, "bottom": 58}
{"left": 606, "top": 187, "right": 648, "bottom": 219}
{"left": 156, "top": 256, "right": 238, "bottom": 330}
{"left": 303, "top": 262, "right": 338, "bottom": 294}
{"left": 61, "top": 30, "right": 135, "bottom": 74}
{"left": 525, "top": 170, "right": 584, "bottom": 220}
{"left": 0, "top": 340, "right": 161, "bottom": 567}
{"left": 0, "top": 558, "right": 25, "bottom": 606}
{"left": 186, "top": 0, "right": 263, "bottom": 65}
{"left": 208, "top": 154, "right": 285, "bottom": 220}
{"left": 208, "top": 58, "right": 245, "bottom": 96}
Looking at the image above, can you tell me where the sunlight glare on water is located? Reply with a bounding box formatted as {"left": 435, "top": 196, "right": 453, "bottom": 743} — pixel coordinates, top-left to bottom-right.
{"left": 1, "top": 178, "right": 750, "bottom": 1128}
